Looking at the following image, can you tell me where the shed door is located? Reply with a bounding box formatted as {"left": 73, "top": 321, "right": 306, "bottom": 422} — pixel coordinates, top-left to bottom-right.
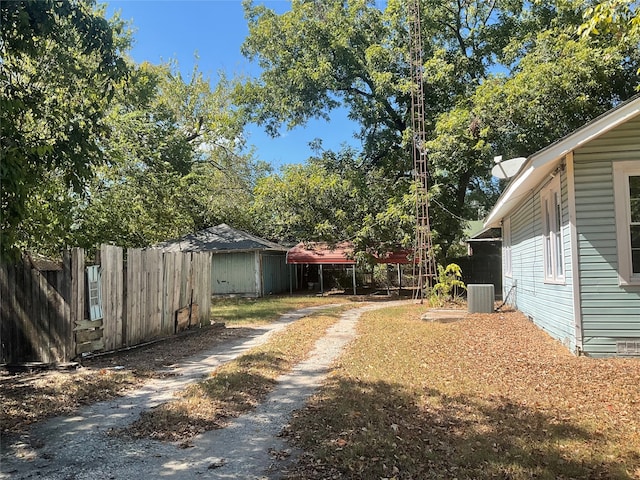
{"left": 211, "top": 252, "right": 256, "bottom": 295}
{"left": 261, "top": 253, "right": 289, "bottom": 295}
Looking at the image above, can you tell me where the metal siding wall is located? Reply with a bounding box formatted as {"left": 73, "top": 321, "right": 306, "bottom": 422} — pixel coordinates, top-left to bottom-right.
{"left": 574, "top": 115, "right": 640, "bottom": 356}
{"left": 261, "top": 253, "right": 289, "bottom": 295}
{"left": 211, "top": 252, "right": 258, "bottom": 296}
{"left": 507, "top": 170, "right": 576, "bottom": 351}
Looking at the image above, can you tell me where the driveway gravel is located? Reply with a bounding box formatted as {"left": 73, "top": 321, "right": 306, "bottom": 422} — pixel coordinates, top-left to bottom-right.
{"left": 1, "top": 300, "right": 410, "bottom": 479}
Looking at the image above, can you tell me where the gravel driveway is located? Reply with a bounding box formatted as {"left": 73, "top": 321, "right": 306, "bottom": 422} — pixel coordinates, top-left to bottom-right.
{"left": 1, "top": 300, "right": 410, "bottom": 479}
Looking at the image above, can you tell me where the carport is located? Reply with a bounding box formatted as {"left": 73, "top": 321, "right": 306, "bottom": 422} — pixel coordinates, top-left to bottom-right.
{"left": 286, "top": 242, "right": 410, "bottom": 295}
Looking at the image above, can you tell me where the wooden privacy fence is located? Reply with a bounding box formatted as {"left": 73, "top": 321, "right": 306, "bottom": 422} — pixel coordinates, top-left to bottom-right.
{"left": 1, "top": 245, "right": 212, "bottom": 364}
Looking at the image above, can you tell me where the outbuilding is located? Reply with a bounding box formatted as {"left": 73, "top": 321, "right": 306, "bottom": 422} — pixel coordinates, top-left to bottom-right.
{"left": 156, "top": 224, "right": 291, "bottom": 297}
{"left": 286, "top": 241, "right": 410, "bottom": 295}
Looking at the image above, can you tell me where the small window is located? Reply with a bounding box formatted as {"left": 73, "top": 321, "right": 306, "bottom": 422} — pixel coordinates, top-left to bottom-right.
{"left": 613, "top": 161, "right": 640, "bottom": 285}
{"left": 540, "top": 175, "right": 564, "bottom": 283}
{"left": 503, "top": 217, "right": 512, "bottom": 277}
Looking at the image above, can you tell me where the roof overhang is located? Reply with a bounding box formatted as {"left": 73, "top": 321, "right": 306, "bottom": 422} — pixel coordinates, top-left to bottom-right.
{"left": 286, "top": 242, "right": 411, "bottom": 265}
{"left": 484, "top": 95, "right": 640, "bottom": 228}
{"left": 287, "top": 242, "right": 355, "bottom": 265}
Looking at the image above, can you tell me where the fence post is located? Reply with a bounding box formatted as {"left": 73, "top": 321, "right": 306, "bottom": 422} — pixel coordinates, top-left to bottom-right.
{"left": 61, "top": 250, "right": 73, "bottom": 361}
{"left": 70, "top": 248, "right": 85, "bottom": 357}
{"left": 0, "top": 262, "right": 14, "bottom": 363}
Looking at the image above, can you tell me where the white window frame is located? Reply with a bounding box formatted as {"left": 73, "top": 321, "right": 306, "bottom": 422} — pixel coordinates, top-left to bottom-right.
{"left": 503, "top": 216, "right": 512, "bottom": 277}
{"left": 613, "top": 161, "right": 640, "bottom": 286}
{"left": 540, "top": 175, "right": 565, "bottom": 283}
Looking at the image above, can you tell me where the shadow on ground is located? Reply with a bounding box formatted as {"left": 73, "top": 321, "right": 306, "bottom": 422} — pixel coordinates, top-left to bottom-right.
{"left": 283, "top": 378, "right": 638, "bottom": 480}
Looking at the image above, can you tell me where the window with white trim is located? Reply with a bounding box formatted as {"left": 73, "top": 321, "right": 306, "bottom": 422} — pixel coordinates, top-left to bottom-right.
{"left": 503, "top": 217, "right": 512, "bottom": 277}
{"left": 613, "top": 161, "right": 640, "bottom": 285}
{"left": 540, "top": 175, "right": 564, "bottom": 283}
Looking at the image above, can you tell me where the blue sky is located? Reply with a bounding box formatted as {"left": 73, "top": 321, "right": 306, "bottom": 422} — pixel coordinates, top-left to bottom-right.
{"left": 105, "top": 0, "right": 361, "bottom": 169}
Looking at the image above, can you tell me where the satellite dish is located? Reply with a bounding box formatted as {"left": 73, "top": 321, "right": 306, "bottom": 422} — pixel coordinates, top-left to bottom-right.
{"left": 491, "top": 156, "right": 527, "bottom": 180}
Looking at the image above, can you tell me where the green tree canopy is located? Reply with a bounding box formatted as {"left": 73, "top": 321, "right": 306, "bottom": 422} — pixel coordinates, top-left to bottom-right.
{"left": 0, "top": 0, "right": 128, "bottom": 259}
{"left": 238, "top": 0, "right": 640, "bottom": 257}
{"left": 72, "top": 62, "right": 264, "bottom": 251}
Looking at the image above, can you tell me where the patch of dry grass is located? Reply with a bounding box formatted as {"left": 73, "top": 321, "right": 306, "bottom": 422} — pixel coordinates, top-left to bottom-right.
{"left": 283, "top": 306, "right": 640, "bottom": 480}
{"left": 117, "top": 306, "right": 350, "bottom": 443}
{"left": 1, "top": 368, "right": 140, "bottom": 435}
{"left": 210, "top": 294, "right": 359, "bottom": 325}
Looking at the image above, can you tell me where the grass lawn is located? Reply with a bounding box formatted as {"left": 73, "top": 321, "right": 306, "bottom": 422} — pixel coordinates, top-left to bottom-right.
{"left": 210, "top": 294, "right": 361, "bottom": 325}
{"left": 283, "top": 305, "right": 640, "bottom": 480}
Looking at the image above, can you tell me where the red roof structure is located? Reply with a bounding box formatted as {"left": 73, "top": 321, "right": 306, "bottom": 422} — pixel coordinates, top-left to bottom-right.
{"left": 375, "top": 250, "right": 411, "bottom": 264}
{"left": 286, "top": 242, "right": 410, "bottom": 265}
{"left": 286, "top": 242, "right": 355, "bottom": 264}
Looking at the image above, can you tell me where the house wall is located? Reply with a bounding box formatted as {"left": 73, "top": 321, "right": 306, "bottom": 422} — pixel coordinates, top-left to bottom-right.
{"left": 503, "top": 168, "right": 577, "bottom": 351}
{"left": 211, "top": 252, "right": 259, "bottom": 296}
{"left": 573, "top": 115, "right": 640, "bottom": 357}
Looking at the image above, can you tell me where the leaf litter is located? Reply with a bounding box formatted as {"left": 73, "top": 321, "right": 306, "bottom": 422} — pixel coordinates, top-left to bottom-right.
{"left": 281, "top": 305, "right": 640, "bottom": 480}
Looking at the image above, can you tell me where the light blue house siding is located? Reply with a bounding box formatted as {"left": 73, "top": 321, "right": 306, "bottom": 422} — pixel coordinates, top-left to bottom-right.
{"left": 573, "top": 115, "right": 640, "bottom": 356}
{"left": 503, "top": 170, "right": 577, "bottom": 351}
{"left": 490, "top": 97, "right": 640, "bottom": 357}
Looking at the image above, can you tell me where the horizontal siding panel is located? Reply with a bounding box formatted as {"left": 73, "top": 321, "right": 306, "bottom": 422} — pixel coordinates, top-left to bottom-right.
{"left": 582, "top": 299, "right": 639, "bottom": 308}
{"left": 577, "top": 143, "right": 640, "bottom": 154}
{"left": 582, "top": 285, "right": 640, "bottom": 296}
{"left": 581, "top": 339, "right": 640, "bottom": 358}
{"left": 580, "top": 306, "right": 640, "bottom": 315}
{"left": 574, "top": 219, "right": 616, "bottom": 231}
{"left": 573, "top": 112, "right": 640, "bottom": 356}
{"left": 578, "top": 262, "right": 618, "bottom": 272}
{"left": 577, "top": 232, "right": 616, "bottom": 242}
{"left": 576, "top": 150, "right": 640, "bottom": 160}
{"left": 578, "top": 246, "right": 618, "bottom": 257}
{"left": 574, "top": 188, "right": 614, "bottom": 199}
{"left": 585, "top": 325, "right": 640, "bottom": 334}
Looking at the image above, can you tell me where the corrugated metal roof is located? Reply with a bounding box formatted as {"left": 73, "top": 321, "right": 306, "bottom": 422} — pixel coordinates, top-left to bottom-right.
{"left": 155, "top": 224, "right": 288, "bottom": 253}
{"left": 287, "top": 242, "right": 355, "bottom": 264}
{"left": 286, "top": 242, "right": 410, "bottom": 264}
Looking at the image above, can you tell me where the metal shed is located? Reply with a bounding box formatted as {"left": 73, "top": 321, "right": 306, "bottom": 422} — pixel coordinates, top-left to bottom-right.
{"left": 156, "top": 224, "right": 291, "bottom": 297}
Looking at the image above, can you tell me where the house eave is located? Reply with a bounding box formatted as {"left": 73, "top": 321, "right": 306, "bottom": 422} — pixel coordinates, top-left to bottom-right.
{"left": 484, "top": 95, "right": 640, "bottom": 228}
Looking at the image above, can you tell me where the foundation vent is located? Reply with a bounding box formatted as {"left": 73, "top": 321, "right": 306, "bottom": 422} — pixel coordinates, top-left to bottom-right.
{"left": 616, "top": 340, "right": 640, "bottom": 356}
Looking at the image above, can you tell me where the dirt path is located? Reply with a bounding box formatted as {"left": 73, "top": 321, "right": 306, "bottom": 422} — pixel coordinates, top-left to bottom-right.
{"left": 1, "top": 301, "right": 411, "bottom": 479}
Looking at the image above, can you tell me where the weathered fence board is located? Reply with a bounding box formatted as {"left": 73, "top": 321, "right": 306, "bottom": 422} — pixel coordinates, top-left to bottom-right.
{"left": 70, "top": 248, "right": 86, "bottom": 356}
{"left": 101, "top": 245, "right": 123, "bottom": 351}
{"left": 0, "top": 264, "right": 9, "bottom": 362}
{"left": 126, "top": 248, "right": 142, "bottom": 346}
{"left": 0, "top": 257, "right": 71, "bottom": 364}
{"left": 163, "top": 252, "right": 181, "bottom": 335}
{"left": 149, "top": 248, "right": 164, "bottom": 338}
{"left": 193, "top": 252, "right": 212, "bottom": 326}
{"left": 2, "top": 245, "right": 213, "bottom": 363}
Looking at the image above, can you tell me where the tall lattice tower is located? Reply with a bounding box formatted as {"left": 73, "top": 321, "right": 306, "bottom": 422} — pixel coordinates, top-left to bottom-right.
{"left": 408, "top": 0, "right": 437, "bottom": 302}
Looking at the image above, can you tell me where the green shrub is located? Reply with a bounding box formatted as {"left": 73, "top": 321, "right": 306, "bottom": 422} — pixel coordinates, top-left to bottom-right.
{"left": 430, "top": 263, "right": 466, "bottom": 306}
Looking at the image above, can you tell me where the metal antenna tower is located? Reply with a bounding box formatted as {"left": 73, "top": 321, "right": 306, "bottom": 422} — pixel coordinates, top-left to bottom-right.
{"left": 408, "top": 0, "right": 437, "bottom": 303}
